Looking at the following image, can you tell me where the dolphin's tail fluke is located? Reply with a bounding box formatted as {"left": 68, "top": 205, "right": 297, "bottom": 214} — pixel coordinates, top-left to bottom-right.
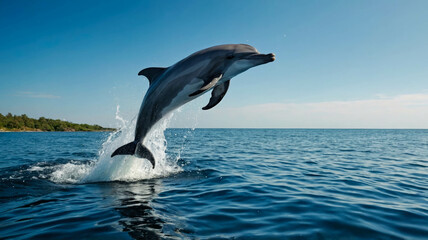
{"left": 111, "top": 142, "right": 137, "bottom": 157}
{"left": 111, "top": 141, "right": 156, "bottom": 168}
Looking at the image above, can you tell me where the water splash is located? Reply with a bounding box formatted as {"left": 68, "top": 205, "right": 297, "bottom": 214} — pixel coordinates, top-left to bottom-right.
{"left": 50, "top": 105, "right": 182, "bottom": 183}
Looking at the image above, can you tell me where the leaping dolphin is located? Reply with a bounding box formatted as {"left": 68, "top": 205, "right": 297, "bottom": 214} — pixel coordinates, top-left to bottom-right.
{"left": 111, "top": 44, "right": 275, "bottom": 167}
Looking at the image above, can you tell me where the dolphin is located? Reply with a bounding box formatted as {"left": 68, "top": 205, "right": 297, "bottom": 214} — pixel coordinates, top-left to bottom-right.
{"left": 111, "top": 44, "right": 275, "bottom": 167}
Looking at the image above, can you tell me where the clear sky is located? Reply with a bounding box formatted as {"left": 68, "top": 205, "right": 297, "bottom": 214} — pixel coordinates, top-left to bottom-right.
{"left": 1, "top": 0, "right": 427, "bottom": 128}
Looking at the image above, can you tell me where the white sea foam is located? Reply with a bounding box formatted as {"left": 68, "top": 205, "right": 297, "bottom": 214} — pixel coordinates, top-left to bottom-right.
{"left": 49, "top": 105, "right": 182, "bottom": 183}
{"left": 50, "top": 161, "right": 92, "bottom": 183}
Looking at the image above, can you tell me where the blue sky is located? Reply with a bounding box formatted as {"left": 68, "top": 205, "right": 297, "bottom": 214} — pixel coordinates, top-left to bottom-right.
{"left": 1, "top": 0, "right": 427, "bottom": 128}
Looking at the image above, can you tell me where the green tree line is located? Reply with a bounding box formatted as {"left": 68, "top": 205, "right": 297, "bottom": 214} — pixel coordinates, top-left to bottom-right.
{"left": 0, "top": 113, "right": 115, "bottom": 132}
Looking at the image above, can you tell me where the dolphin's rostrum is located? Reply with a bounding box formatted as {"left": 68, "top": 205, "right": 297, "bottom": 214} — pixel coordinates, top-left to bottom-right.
{"left": 111, "top": 44, "right": 275, "bottom": 168}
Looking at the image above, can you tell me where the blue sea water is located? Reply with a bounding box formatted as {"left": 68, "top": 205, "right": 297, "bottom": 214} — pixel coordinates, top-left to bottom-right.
{"left": 0, "top": 128, "right": 427, "bottom": 239}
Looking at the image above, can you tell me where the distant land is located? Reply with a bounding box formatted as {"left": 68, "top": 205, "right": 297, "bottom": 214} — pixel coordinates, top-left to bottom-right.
{"left": 0, "top": 113, "right": 115, "bottom": 132}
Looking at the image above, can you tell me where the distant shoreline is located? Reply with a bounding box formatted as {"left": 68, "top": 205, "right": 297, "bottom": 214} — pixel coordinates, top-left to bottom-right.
{"left": 0, "top": 129, "right": 115, "bottom": 132}
{"left": 2, "top": 128, "right": 427, "bottom": 132}
{"left": 1, "top": 113, "right": 116, "bottom": 132}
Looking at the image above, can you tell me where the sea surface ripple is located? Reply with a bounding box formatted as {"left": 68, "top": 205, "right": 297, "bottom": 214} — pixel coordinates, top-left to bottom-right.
{"left": 0, "top": 129, "right": 427, "bottom": 239}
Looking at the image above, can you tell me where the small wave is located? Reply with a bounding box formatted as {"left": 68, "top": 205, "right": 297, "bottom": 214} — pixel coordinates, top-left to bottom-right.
{"left": 48, "top": 106, "right": 182, "bottom": 184}
{"left": 50, "top": 161, "right": 93, "bottom": 183}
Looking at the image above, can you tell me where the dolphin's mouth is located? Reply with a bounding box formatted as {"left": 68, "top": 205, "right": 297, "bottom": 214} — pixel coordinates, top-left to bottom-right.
{"left": 245, "top": 53, "right": 276, "bottom": 63}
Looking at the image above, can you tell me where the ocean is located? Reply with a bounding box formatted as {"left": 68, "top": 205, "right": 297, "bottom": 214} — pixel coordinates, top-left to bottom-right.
{"left": 0, "top": 126, "right": 427, "bottom": 239}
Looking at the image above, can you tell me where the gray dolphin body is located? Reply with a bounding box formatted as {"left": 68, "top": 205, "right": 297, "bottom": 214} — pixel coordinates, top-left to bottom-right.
{"left": 111, "top": 44, "right": 275, "bottom": 167}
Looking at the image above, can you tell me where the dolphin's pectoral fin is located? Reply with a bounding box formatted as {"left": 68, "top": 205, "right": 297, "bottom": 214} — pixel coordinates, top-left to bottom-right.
{"left": 189, "top": 73, "right": 223, "bottom": 97}
{"left": 135, "top": 143, "right": 156, "bottom": 168}
{"left": 202, "top": 80, "right": 230, "bottom": 110}
{"left": 111, "top": 141, "right": 137, "bottom": 157}
{"left": 188, "top": 89, "right": 205, "bottom": 97}
{"left": 138, "top": 67, "right": 168, "bottom": 85}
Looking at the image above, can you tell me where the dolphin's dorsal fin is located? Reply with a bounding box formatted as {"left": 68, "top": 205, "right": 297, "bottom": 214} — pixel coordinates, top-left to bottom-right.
{"left": 202, "top": 80, "right": 230, "bottom": 110}
{"left": 138, "top": 67, "right": 168, "bottom": 85}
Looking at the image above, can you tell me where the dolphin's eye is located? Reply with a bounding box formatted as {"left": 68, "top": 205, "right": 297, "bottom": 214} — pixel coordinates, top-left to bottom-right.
{"left": 226, "top": 54, "right": 234, "bottom": 59}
